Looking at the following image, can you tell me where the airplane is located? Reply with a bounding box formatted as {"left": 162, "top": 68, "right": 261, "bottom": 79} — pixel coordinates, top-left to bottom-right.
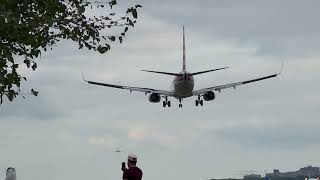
{"left": 83, "top": 27, "right": 281, "bottom": 108}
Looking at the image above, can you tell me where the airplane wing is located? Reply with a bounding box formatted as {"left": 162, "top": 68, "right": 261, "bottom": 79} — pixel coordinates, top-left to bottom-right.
{"left": 193, "top": 73, "right": 279, "bottom": 96}
{"left": 85, "top": 80, "right": 174, "bottom": 97}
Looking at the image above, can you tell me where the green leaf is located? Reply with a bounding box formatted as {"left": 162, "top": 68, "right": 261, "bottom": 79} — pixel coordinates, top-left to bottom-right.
{"left": 32, "top": 62, "right": 37, "bottom": 70}
{"left": 31, "top": 89, "right": 39, "bottom": 96}
{"left": 79, "top": 43, "right": 84, "bottom": 49}
{"left": 109, "top": 0, "right": 117, "bottom": 8}
{"left": 11, "top": 64, "right": 19, "bottom": 69}
{"left": 79, "top": 6, "right": 85, "bottom": 13}
{"left": 127, "top": 19, "right": 134, "bottom": 27}
{"left": 6, "top": 91, "right": 16, "bottom": 101}
{"left": 131, "top": 9, "right": 137, "bottom": 19}
{"left": 24, "top": 59, "right": 31, "bottom": 68}
{"left": 97, "top": 46, "right": 109, "bottom": 54}
{"left": 8, "top": 56, "right": 14, "bottom": 63}
{"left": 118, "top": 36, "right": 123, "bottom": 43}
{"left": 108, "top": 36, "right": 116, "bottom": 41}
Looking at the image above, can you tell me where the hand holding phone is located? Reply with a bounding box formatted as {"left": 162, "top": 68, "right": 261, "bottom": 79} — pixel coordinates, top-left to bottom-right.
{"left": 121, "top": 162, "right": 126, "bottom": 171}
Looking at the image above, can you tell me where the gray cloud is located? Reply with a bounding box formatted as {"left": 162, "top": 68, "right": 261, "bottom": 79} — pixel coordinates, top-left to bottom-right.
{"left": 212, "top": 123, "right": 320, "bottom": 149}
{"left": 143, "top": 0, "right": 320, "bottom": 58}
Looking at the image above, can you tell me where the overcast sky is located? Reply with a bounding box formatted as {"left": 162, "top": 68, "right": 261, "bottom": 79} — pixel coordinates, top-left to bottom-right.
{"left": 1, "top": 1, "right": 320, "bottom": 180}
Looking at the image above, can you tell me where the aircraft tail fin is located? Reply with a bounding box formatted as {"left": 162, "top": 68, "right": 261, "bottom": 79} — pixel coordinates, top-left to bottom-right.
{"left": 182, "top": 26, "right": 186, "bottom": 71}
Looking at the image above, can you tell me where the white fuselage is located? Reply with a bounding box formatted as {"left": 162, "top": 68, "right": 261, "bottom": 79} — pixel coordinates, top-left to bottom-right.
{"left": 171, "top": 71, "right": 194, "bottom": 98}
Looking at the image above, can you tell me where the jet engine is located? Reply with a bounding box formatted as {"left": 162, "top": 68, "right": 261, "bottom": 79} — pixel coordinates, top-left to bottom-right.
{"left": 148, "top": 93, "right": 161, "bottom": 103}
{"left": 203, "top": 91, "right": 215, "bottom": 101}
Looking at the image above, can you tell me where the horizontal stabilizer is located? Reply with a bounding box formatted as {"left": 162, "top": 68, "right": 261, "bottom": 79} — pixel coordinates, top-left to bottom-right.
{"left": 191, "top": 67, "right": 229, "bottom": 76}
{"left": 141, "top": 70, "right": 180, "bottom": 76}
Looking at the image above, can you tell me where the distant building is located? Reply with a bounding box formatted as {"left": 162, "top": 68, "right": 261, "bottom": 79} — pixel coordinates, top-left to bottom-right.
{"left": 300, "top": 166, "right": 320, "bottom": 177}
{"left": 209, "top": 166, "right": 320, "bottom": 180}
{"left": 266, "top": 166, "right": 320, "bottom": 179}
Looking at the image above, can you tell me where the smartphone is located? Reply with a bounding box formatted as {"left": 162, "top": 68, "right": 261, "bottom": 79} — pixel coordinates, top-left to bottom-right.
{"left": 122, "top": 162, "right": 126, "bottom": 169}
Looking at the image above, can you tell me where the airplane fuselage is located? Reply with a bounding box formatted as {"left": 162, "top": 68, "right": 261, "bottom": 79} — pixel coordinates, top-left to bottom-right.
{"left": 172, "top": 71, "right": 194, "bottom": 98}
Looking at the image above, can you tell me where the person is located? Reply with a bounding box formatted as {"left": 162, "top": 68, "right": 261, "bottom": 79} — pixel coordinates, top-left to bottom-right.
{"left": 122, "top": 154, "right": 143, "bottom": 180}
{"left": 5, "top": 167, "right": 16, "bottom": 180}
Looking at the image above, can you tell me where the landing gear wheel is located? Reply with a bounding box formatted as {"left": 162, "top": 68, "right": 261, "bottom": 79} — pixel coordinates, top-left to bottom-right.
{"left": 196, "top": 95, "right": 204, "bottom": 107}
{"left": 178, "top": 98, "right": 183, "bottom": 108}
{"left": 162, "top": 96, "right": 171, "bottom": 108}
{"left": 200, "top": 100, "right": 203, "bottom": 106}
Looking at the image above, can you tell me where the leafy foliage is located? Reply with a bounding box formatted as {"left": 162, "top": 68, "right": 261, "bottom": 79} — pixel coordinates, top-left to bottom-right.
{"left": 0, "top": 0, "right": 142, "bottom": 104}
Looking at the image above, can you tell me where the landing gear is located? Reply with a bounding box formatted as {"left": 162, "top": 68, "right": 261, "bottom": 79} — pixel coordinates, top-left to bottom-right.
{"left": 163, "top": 101, "right": 171, "bottom": 107}
{"left": 162, "top": 96, "right": 171, "bottom": 108}
{"left": 178, "top": 98, "right": 183, "bottom": 108}
{"left": 162, "top": 96, "right": 184, "bottom": 108}
{"left": 195, "top": 95, "right": 203, "bottom": 106}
